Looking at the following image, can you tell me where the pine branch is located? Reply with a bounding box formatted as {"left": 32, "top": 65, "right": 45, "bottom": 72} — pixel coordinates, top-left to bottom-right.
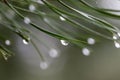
{"left": 0, "top": 0, "right": 120, "bottom": 60}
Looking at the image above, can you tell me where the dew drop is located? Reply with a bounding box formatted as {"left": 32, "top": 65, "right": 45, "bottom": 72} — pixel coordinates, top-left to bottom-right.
{"left": 59, "top": 16, "right": 66, "bottom": 21}
{"left": 60, "top": 40, "right": 69, "bottom": 46}
{"left": 3, "top": 56, "right": 8, "bottom": 61}
{"left": 29, "top": 4, "right": 36, "bottom": 12}
{"left": 113, "top": 35, "right": 118, "bottom": 40}
{"left": 23, "top": 39, "right": 29, "bottom": 45}
{"left": 40, "top": 62, "right": 48, "bottom": 70}
{"left": 114, "top": 41, "right": 120, "bottom": 48}
{"left": 117, "top": 32, "right": 120, "bottom": 37}
{"left": 24, "top": 17, "right": 31, "bottom": 24}
{"left": 5, "top": 40, "right": 11, "bottom": 46}
{"left": 32, "top": 0, "right": 45, "bottom": 5}
{"left": 49, "top": 49, "right": 58, "bottom": 58}
{"left": 44, "top": 18, "right": 49, "bottom": 23}
{"left": 80, "top": 12, "right": 93, "bottom": 20}
{"left": 113, "top": 33, "right": 119, "bottom": 40}
{"left": 82, "top": 48, "right": 90, "bottom": 56}
{"left": 87, "top": 38, "right": 95, "bottom": 45}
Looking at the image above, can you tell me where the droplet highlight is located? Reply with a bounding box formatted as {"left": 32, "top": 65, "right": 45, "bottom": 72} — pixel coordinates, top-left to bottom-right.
{"left": 59, "top": 16, "right": 66, "bottom": 21}
{"left": 32, "top": 0, "right": 45, "bottom": 5}
{"left": 113, "top": 35, "right": 118, "bottom": 40}
{"left": 23, "top": 39, "right": 29, "bottom": 45}
{"left": 29, "top": 4, "right": 36, "bottom": 12}
{"left": 60, "top": 40, "right": 69, "bottom": 46}
{"left": 114, "top": 41, "right": 120, "bottom": 48}
{"left": 5, "top": 40, "right": 11, "bottom": 46}
{"left": 117, "top": 32, "right": 120, "bottom": 37}
{"left": 49, "top": 49, "right": 58, "bottom": 58}
{"left": 24, "top": 17, "right": 31, "bottom": 24}
{"left": 40, "top": 62, "right": 48, "bottom": 70}
{"left": 112, "top": 32, "right": 120, "bottom": 40}
{"left": 82, "top": 48, "right": 90, "bottom": 56}
{"left": 87, "top": 38, "right": 95, "bottom": 45}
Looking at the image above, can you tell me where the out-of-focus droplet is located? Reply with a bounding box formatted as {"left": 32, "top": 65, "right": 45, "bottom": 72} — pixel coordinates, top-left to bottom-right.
{"left": 87, "top": 38, "right": 95, "bottom": 45}
{"left": 113, "top": 33, "right": 120, "bottom": 40}
{"left": 24, "top": 17, "right": 31, "bottom": 24}
{"left": 40, "top": 62, "right": 48, "bottom": 70}
{"left": 113, "top": 35, "right": 118, "bottom": 40}
{"left": 5, "top": 40, "right": 11, "bottom": 46}
{"left": 3, "top": 56, "right": 8, "bottom": 61}
{"left": 114, "top": 41, "right": 120, "bottom": 48}
{"left": 60, "top": 40, "right": 69, "bottom": 46}
{"left": 49, "top": 49, "right": 58, "bottom": 58}
{"left": 29, "top": 4, "right": 36, "bottom": 12}
{"left": 117, "top": 32, "right": 120, "bottom": 37}
{"left": 82, "top": 48, "right": 90, "bottom": 56}
{"left": 44, "top": 18, "right": 49, "bottom": 23}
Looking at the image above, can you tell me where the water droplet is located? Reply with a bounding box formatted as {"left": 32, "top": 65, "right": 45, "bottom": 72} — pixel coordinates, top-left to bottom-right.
{"left": 3, "top": 56, "right": 8, "bottom": 61}
{"left": 40, "top": 62, "right": 48, "bottom": 70}
{"left": 60, "top": 40, "right": 69, "bottom": 46}
{"left": 32, "top": 0, "right": 45, "bottom": 5}
{"left": 49, "top": 49, "right": 58, "bottom": 58}
{"left": 82, "top": 48, "right": 90, "bottom": 56}
{"left": 87, "top": 38, "right": 95, "bottom": 45}
{"left": 114, "top": 41, "right": 120, "bottom": 48}
{"left": 113, "top": 33, "right": 119, "bottom": 40}
{"left": 59, "top": 16, "right": 66, "bottom": 21}
{"left": 29, "top": 4, "right": 36, "bottom": 12}
{"left": 80, "top": 12, "right": 93, "bottom": 20}
{"left": 24, "top": 17, "right": 31, "bottom": 24}
{"left": 117, "top": 32, "right": 120, "bottom": 37}
{"left": 23, "top": 39, "right": 29, "bottom": 45}
{"left": 44, "top": 18, "right": 49, "bottom": 23}
{"left": 5, "top": 40, "right": 11, "bottom": 46}
{"left": 113, "top": 35, "right": 118, "bottom": 40}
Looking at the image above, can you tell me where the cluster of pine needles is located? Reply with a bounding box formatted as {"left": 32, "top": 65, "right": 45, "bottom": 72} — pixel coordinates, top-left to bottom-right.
{"left": 0, "top": 0, "right": 120, "bottom": 60}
